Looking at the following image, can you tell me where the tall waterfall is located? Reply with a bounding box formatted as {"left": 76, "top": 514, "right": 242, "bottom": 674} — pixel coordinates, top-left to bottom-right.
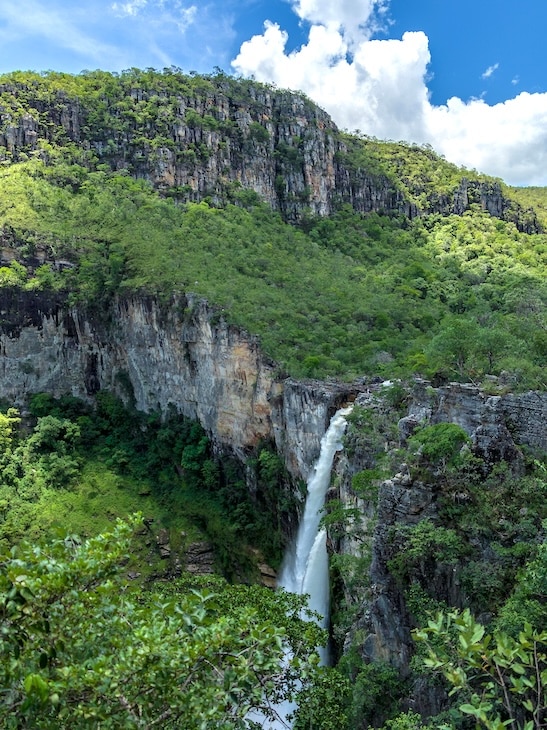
{"left": 278, "top": 405, "right": 353, "bottom": 660}
{"left": 250, "top": 406, "right": 352, "bottom": 729}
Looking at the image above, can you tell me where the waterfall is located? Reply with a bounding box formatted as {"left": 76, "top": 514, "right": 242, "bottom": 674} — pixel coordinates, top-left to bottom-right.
{"left": 279, "top": 405, "right": 352, "bottom": 657}
{"left": 257, "top": 406, "right": 352, "bottom": 728}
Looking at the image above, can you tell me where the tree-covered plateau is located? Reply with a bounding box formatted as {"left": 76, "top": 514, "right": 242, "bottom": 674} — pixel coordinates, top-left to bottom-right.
{"left": 0, "top": 67, "right": 545, "bottom": 387}
{"left": 0, "top": 68, "right": 546, "bottom": 728}
{"left": 0, "top": 159, "right": 544, "bottom": 387}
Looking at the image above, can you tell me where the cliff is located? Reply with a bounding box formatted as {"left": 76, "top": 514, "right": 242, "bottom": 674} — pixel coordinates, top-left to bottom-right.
{"left": 0, "top": 70, "right": 545, "bottom": 723}
{"left": 330, "top": 380, "right": 547, "bottom": 716}
{"left": 1, "top": 280, "right": 545, "bottom": 722}
{"left": 0, "top": 290, "right": 354, "bottom": 475}
{"left": 0, "top": 71, "right": 539, "bottom": 230}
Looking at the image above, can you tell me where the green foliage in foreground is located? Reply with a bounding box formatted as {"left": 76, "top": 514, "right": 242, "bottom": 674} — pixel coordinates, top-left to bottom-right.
{"left": 415, "top": 609, "right": 547, "bottom": 730}
{"left": 0, "top": 157, "right": 545, "bottom": 386}
{"left": 0, "top": 516, "right": 327, "bottom": 729}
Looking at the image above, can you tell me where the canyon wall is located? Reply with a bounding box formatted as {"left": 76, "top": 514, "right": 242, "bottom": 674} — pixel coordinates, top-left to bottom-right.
{"left": 0, "top": 77, "right": 537, "bottom": 230}
{"left": 0, "top": 291, "right": 353, "bottom": 475}
{"left": 1, "top": 289, "right": 546, "bottom": 715}
{"left": 331, "top": 379, "right": 547, "bottom": 714}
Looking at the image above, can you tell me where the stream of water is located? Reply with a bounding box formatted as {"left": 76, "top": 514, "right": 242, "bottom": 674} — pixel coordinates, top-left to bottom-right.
{"left": 258, "top": 406, "right": 352, "bottom": 728}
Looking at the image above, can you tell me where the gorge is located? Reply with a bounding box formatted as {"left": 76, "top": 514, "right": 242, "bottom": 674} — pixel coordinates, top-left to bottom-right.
{"left": 0, "top": 68, "right": 545, "bottom": 728}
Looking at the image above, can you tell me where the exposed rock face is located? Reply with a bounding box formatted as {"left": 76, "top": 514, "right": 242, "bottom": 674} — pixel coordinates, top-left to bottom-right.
{"left": 184, "top": 541, "right": 216, "bottom": 574}
{"left": 0, "top": 284, "right": 545, "bottom": 721}
{"left": 0, "top": 294, "right": 274, "bottom": 454}
{"left": 0, "top": 292, "right": 355, "bottom": 478}
{"left": 271, "top": 378, "right": 354, "bottom": 481}
{"left": 332, "top": 380, "right": 547, "bottom": 709}
{"left": 0, "top": 78, "right": 538, "bottom": 230}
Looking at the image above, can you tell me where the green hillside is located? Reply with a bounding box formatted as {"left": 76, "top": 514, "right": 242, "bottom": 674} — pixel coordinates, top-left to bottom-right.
{"left": 0, "top": 69, "right": 546, "bottom": 730}
{"left": 0, "top": 69, "right": 545, "bottom": 389}
{"left": 0, "top": 155, "right": 544, "bottom": 387}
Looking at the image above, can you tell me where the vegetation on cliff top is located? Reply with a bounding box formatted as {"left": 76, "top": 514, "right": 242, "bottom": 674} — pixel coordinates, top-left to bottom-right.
{"left": 0, "top": 68, "right": 545, "bottom": 387}
{"left": 0, "top": 69, "right": 545, "bottom": 729}
{"left": 0, "top": 157, "right": 544, "bottom": 388}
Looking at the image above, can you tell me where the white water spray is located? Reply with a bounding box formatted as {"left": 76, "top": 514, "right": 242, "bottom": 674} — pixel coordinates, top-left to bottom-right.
{"left": 258, "top": 406, "right": 352, "bottom": 728}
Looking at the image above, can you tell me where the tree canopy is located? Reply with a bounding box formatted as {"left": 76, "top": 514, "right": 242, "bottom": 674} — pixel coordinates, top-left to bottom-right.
{"left": 0, "top": 515, "right": 326, "bottom": 729}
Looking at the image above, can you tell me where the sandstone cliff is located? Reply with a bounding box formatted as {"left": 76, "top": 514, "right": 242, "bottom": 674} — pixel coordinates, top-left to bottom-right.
{"left": 330, "top": 379, "right": 547, "bottom": 715}
{"left": 1, "top": 284, "right": 545, "bottom": 720}
{"left": 0, "top": 73, "right": 538, "bottom": 230}
{"left": 0, "top": 290, "right": 354, "bottom": 476}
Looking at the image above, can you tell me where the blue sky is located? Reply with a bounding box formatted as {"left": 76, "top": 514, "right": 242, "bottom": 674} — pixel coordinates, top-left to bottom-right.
{"left": 0, "top": 0, "right": 546, "bottom": 186}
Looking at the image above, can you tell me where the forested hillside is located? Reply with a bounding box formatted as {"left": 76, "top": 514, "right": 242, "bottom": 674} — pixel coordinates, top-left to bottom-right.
{"left": 0, "top": 68, "right": 545, "bottom": 729}
{"left": 0, "top": 69, "right": 545, "bottom": 387}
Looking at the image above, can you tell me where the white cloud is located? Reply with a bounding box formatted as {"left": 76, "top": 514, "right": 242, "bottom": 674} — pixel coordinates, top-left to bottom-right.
{"left": 481, "top": 62, "right": 499, "bottom": 79}
{"left": 233, "top": 25, "right": 432, "bottom": 142}
{"left": 232, "top": 4, "right": 547, "bottom": 186}
{"left": 290, "top": 0, "right": 388, "bottom": 44}
{"left": 111, "top": 1, "right": 148, "bottom": 17}
{"left": 429, "top": 93, "right": 547, "bottom": 186}
{"left": 172, "top": 4, "right": 197, "bottom": 33}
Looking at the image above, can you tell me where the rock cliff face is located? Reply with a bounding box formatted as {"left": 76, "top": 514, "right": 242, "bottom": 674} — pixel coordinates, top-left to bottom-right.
{"left": 1, "top": 287, "right": 546, "bottom": 718}
{"left": 0, "top": 77, "right": 537, "bottom": 230}
{"left": 0, "top": 291, "right": 354, "bottom": 475}
{"left": 331, "top": 380, "right": 547, "bottom": 713}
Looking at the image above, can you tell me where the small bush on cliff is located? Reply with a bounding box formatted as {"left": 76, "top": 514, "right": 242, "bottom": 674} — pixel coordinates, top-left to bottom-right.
{"left": 408, "top": 423, "right": 470, "bottom": 470}
{"left": 387, "top": 519, "right": 469, "bottom": 588}
{"left": 414, "top": 608, "right": 547, "bottom": 730}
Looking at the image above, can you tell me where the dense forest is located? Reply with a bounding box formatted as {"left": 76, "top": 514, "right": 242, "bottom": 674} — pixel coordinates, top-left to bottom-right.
{"left": 0, "top": 68, "right": 545, "bottom": 728}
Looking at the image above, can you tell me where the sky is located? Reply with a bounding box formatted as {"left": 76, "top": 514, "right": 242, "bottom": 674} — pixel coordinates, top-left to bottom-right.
{"left": 0, "top": 0, "right": 546, "bottom": 186}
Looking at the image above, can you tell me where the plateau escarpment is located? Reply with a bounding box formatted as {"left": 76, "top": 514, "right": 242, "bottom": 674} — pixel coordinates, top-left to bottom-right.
{"left": 329, "top": 380, "right": 547, "bottom": 716}
{"left": 0, "top": 69, "right": 545, "bottom": 727}
{"left": 0, "top": 291, "right": 354, "bottom": 478}
{"left": 0, "top": 71, "right": 539, "bottom": 231}
{"left": 2, "top": 287, "right": 545, "bottom": 719}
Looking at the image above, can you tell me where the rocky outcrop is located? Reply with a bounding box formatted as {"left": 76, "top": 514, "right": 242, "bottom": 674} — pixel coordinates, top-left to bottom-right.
{"left": 184, "top": 541, "right": 216, "bottom": 574}
{"left": 0, "top": 76, "right": 538, "bottom": 230}
{"left": 332, "top": 380, "right": 547, "bottom": 682}
{"left": 271, "top": 378, "right": 354, "bottom": 481}
{"left": 0, "top": 291, "right": 357, "bottom": 479}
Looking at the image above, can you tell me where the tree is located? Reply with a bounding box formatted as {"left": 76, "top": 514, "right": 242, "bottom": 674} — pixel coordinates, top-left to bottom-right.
{"left": 0, "top": 515, "right": 324, "bottom": 729}
{"left": 414, "top": 608, "right": 547, "bottom": 729}
{"left": 425, "top": 316, "right": 481, "bottom": 380}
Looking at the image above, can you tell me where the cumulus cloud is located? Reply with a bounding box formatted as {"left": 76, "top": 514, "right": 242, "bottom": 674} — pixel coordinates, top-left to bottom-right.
{"left": 430, "top": 93, "right": 547, "bottom": 186}
{"left": 290, "top": 0, "right": 388, "bottom": 44}
{"left": 234, "top": 22, "right": 431, "bottom": 142}
{"left": 232, "top": 0, "right": 547, "bottom": 186}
